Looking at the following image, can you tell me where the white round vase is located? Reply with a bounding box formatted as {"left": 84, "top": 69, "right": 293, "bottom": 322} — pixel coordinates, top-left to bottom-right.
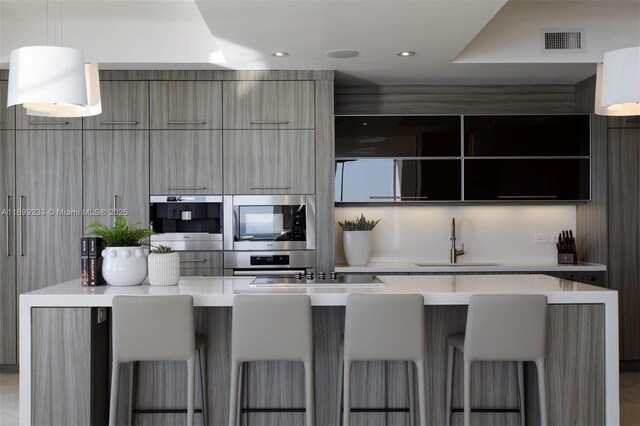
{"left": 342, "top": 231, "right": 372, "bottom": 266}
{"left": 148, "top": 252, "right": 181, "bottom": 286}
{"left": 101, "top": 246, "right": 149, "bottom": 286}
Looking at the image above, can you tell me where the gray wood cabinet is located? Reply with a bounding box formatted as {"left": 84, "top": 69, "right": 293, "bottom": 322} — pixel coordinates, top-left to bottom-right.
{"left": 608, "top": 116, "right": 640, "bottom": 129}
{"left": 150, "top": 130, "right": 222, "bottom": 195}
{"left": 179, "top": 251, "right": 223, "bottom": 276}
{"left": 0, "top": 81, "right": 15, "bottom": 130}
{"left": 83, "top": 131, "right": 150, "bottom": 227}
{"left": 223, "top": 81, "right": 315, "bottom": 129}
{"left": 223, "top": 130, "right": 315, "bottom": 194}
{"left": 150, "top": 81, "right": 222, "bottom": 129}
{"left": 608, "top": 127, "right": 640, "bottom": 361}
{"left": 0, "top": 131, "right": 16, "bottom": 364}
{"left": 83, "top": 81, "right": 149, "bottom": 129}
{"left": 16, "top": 131, "right": 83, "bottom": 294}
{"left": 16, "top": 110, "right": 82, "bottom": 130}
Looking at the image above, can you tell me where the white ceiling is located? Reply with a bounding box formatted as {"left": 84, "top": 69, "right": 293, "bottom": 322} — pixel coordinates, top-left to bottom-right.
{"left": 0, "top": 0, "right": 638, "bottom": 85}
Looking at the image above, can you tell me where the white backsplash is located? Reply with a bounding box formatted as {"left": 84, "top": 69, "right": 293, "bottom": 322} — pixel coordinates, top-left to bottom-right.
{"left": 335, "top": 206, "right": 577, "bottom": 264}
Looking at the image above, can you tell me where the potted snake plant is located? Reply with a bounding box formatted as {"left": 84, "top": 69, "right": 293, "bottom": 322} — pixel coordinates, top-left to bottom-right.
{"left": 338, "top": 214, "right": 381, "bottom": 266}
{"left": 84, "top": 216, "right": 154, "bottom": 286}
{"left": 148, "top": 245, "right": 181, "bottom": 286}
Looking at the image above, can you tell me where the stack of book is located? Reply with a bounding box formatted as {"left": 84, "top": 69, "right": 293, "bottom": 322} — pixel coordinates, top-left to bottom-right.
{"left": 81, "top": 237, "right": 107, "bottom": 286}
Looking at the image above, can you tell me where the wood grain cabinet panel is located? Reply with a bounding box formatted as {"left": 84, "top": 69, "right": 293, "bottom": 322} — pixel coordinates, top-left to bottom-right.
{"left": 83, "top": 81, "right": 149, "bottom": 129}
{"left": 150, "top": 130, "right": 222, "bottom": 195}
{"left": 0, "top": 81, "right": 15, "bottom": 130}
{"left": 150, "top": 81, "right": 222, "bottom": 129}
{"left": 178, "top": 251, "right": 223, "bottom": 276}
{"left": 0, "top": 131, "right": 16, "bottom": 364}
{"left": 83, "top": 131, "right": 150, "bottom": 227}
{"left": 223, "top": 81, "right": 315, "bottom": 129}
{"left": 16, "top": 131, "right": 83, "bottom": 294}
{"left": 608, "top": 128, "right": 640, "bottom": 360}
{"left": 608, "top": 116, "right": 640, "bottom": 129}
{"left": 16, "top": 110, "right": 82, "bottom": 130}
{"left": 224, "top": 130, "right": 315, "bottom": 194}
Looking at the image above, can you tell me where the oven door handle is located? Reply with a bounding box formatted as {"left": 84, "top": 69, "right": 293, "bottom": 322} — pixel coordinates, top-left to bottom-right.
{"left": 233, "top": 269, "right": 306, "bottom": 277}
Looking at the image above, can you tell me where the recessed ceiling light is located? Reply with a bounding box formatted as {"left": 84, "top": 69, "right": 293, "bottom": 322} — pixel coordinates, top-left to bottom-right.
{"left": 397, "top": 51, "right": 416, "bottom": 57}
{"left": 271, "top": 52, "right": 289, "bottom": 57}
{"left": 326, "top": 49, "right": 359, "bottom": 59}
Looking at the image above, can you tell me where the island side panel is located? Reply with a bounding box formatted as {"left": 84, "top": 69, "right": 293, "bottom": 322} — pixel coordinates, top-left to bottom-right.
{"left": 108, "top": 304, "right": 604, "bottom": 426}
{"left": 31, "top": 308, "right": 91, "bottom": 426}
{"left": 526, "top": 304, "right": 605, "bottom": 426}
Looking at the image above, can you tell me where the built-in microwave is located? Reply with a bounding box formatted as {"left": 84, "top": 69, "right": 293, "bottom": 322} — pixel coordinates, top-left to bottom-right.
{"left": 223, "top": 195, "right": 315, "bottom": 251}
{"left": 150, "top": 195, "right": 223, "bottom": 251}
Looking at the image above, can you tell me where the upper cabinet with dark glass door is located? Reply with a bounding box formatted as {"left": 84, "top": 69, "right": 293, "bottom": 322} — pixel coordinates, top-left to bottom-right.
{"left": 336, "top": 115, "right": 461, "bottom": 157}
{"left": 464, "top": 115, "right": 590, "bottom": 157}
{"left": 464, "top": 114, "right": 591, "bottom": 201}
{"left": 335, "top": 116, "right": 462, "bottom": 202}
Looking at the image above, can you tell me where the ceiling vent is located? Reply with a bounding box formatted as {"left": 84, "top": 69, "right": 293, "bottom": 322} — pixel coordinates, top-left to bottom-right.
{"left": 541, "top": 29, "right": 585, "bottom": 53}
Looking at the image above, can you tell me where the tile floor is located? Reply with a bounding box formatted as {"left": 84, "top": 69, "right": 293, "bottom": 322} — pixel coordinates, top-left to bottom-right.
{"left": 0, "top": 367, "right": 638, "bottom": 425}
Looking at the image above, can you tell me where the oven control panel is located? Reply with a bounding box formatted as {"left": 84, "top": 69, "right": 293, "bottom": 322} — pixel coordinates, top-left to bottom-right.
{"left": 250, "top": 255, "right": 290, "bottom": 266}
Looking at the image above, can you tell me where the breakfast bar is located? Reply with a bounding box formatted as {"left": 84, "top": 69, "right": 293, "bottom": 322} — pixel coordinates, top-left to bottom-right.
{"left": 20, "top": 274, "right": 618, "bottom": 426}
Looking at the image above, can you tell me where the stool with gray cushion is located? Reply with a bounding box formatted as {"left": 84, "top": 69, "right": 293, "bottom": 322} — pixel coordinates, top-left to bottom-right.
{"left": 342, "top": 293, "right": 427, "bottom": 426}
{"left": 445, "top": 294, "right": 548, "bottom": 426}
{"left": 109, "top": 295, "right": 208, "bottom": 426}
{"left": 228, "top": 295, "right": 314, "bottom": 426}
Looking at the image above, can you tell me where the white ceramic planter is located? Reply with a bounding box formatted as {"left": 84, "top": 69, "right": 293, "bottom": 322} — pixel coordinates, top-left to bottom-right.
{"left": 148, "top": 252, "right": 181, "bottom": 286}
{"left": 101, "top": 246, "right": 149, "bottom": 286}
{"left": 342, "top": 231, "right": 373, "bottom": 266}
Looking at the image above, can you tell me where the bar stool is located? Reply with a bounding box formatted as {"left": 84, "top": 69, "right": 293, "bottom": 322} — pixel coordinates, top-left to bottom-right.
{"left": 228, "top": 295, "right": 314, "bottom": 426}
{"left": 109, "top": 295, "right": 208, "bottom": 426}
{"left": 342, "top": 294, "right": 427, "bottom": 426}
{"left": 445, "top": 294, "right": 548, "bottom": 426}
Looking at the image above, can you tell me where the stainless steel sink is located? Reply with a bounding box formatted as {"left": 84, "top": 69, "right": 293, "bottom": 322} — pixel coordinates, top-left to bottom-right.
{"left": 414, "top": 262, "right": 500, "bottom": 267}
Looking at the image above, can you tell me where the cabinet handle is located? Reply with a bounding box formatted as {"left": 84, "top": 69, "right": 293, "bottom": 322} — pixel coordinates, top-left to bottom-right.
{"left": 100, "top": 121, "right": 138, "bottom": 125}
{"left": 18, "top": 196, "right": 24, "bottom": 256}
{"left": 369, "top": 196, "right": 429, "bottom": 200}
{"left": 626, "top": 119, "right": 640, "bottom": 123}
{"left": 251, "top": 185, "right": 290, "bottom": 190}
{"left": 497, "top": 195, "right": 558, "bottom": 199}
{"left": 168, "top": 186, "right": 206, "bottom": 191}
{"left": 167, "top": 121, "right": 205, "bottom": 125}
{"left": 180, "top": 259, "right": 208, "bottom": 263}
{"left": 250, "top": 120, "right": 290, "bottom": 125}
{"left": 28, "top": 121, "right": 69, "bottom": 125}
{"left": 5, "top": 196, "right": 10, "bottom": 257}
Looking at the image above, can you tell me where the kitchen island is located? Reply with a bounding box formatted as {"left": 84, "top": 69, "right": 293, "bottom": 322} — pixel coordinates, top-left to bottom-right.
{"left": 20, "top": 275, "right": 618, "bottom": 426}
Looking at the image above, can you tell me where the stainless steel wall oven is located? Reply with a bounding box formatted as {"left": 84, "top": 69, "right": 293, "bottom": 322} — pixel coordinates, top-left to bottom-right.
{"left": 223, "top": 195, "right": 316, "bottom": 276}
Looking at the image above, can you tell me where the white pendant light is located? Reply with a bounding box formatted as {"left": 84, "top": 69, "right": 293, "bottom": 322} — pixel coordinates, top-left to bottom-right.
{"left": 595, "top": 46, "right": 640, "bottom": 116}
{"left": 6, "top": 0, "right": 102, "bottom": 118}
{"left": 25, "top": 62, "right": 102, "bottom": 117}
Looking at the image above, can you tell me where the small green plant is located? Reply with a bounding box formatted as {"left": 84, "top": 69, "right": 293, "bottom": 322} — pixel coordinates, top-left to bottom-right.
{"left": 338, "top": 214, "right": 381, "bottom": 231}
{"left": 84, "top": 216, "right": 155, "bottom": 247}
{"left": 151, "top": 245, "right": 175, "bottom": 254}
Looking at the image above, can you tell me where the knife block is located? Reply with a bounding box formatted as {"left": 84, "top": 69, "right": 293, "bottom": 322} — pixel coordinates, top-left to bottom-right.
{"left": 558, "top": 253, "right": 576, "bottom": 264}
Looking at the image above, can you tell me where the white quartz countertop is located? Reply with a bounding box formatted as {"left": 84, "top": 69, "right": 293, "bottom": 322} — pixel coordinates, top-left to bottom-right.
{"left": 21, "top": 274, "right": 615, "bottom": 307}
{"left": 335, "top": 261, "right": 607, "bottom": 273}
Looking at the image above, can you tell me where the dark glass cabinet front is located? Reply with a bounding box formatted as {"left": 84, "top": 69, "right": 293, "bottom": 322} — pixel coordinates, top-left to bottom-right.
{"left": 335, "top": 159, "right": 461, "bottom": 202}
{"left": 336, "top": 116, "right": 461, "bottom": 157}
{"left": 335, "top": 114, "right": 591, "bottom": 203}
{"left": 464, "top": 115, "right": 590, "bottom": 157}
{"left": 465, "top": 159, "right": 590, "bottom": 201}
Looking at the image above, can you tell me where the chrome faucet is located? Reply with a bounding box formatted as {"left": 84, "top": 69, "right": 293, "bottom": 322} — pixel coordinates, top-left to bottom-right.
{"left": 450, "top": 218, "right": 465, "bottom": 263}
